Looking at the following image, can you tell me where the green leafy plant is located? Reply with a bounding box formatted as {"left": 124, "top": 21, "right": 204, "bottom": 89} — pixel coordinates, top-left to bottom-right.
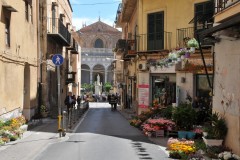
{"left": 104, "top": 82, "right": 112, "bottom": 93}
{"left": 172, "top": 103, "right": 196, "bottom": 131}
{"left": 194, "top": 140, "right": 207, "bottom": 151}
{"left": 187, "top": 38, "right": 199, "bottom": 48}
{"left": 40, "top": 105, "right": 47, "bottom": 113}
{"left": 209, "top": 112, "right": 228, "bottom": 139}
{"left": 160, "top": 105, "right": 173, "bottom": 119}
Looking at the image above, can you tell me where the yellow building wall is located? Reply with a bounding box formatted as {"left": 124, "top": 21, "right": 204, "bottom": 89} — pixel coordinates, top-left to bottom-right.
{"left": 138, "top": 0, "right": 208, "bottom": 50}
{"left": 0, "top": 0, "right": 38, "bottom": 120}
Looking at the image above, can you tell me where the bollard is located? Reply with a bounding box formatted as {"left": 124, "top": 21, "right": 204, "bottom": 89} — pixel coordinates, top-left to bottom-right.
{"left": 62, "top": 111, "right": 67, "bottom": 135}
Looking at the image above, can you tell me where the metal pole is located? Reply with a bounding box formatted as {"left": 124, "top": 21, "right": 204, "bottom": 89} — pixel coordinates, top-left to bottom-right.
{"left": 57, "top": 66, "right": 62, "bottom": 137}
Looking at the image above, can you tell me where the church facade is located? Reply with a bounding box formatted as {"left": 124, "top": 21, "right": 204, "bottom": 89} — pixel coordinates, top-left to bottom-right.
{"left": 77, "top": 20, "right": 121, "bottom": 87}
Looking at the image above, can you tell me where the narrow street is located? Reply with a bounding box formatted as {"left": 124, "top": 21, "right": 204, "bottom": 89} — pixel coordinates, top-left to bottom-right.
{"left": 35, "top": 103, "right": 170, "bottom": 160}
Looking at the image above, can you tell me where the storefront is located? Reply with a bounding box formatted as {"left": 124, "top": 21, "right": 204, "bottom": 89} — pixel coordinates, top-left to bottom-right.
{"left": 150, "top": 74, "right": 176, "bottom": 106}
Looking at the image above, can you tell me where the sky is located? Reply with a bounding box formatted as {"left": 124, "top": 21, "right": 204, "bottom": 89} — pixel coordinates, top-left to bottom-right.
{"left": 69, "top": 0, "right": 121, "bottom": 30}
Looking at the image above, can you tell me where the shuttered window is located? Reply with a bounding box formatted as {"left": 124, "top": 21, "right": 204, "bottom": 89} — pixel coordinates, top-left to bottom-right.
{"left": 147, "top": 12, "right": 164, "bottom": 50}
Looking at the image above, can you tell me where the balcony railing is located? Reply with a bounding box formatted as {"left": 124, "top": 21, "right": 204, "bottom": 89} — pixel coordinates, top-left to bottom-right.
{"left": 177, "top": 27, "right": 195, "bottom": 48}
{"left": 135, "top": 32, "right": 172, "bottom": 52}
{"left": 47, "top": 18, "right": 71, "bottom": 45}
{"left": 215, "top": 0, "right": 240, "bottom": 13}
{"left": 177, "top": 25, "right": 213, "bottom": 48}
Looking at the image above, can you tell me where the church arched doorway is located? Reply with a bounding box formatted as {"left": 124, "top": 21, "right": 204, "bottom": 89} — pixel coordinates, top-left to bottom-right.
{"left": 92, "top": 64, "right": 105, "bottom": 85}
{"left": 81, "top": 64, "right": 90, "bottom": 84}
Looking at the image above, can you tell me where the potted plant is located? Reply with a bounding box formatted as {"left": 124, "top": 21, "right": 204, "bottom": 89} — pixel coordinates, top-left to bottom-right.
{"left": 172, "top": 103, "right": 197, "bottom": 139}
{"left": 187, "top": 38, "right": 199, "bottom": 53}
{"left": 203, "top": 112, "right": 228, "bottom": 147}
{"left": 40, "top": 105, "right": 48, "bottom": 118}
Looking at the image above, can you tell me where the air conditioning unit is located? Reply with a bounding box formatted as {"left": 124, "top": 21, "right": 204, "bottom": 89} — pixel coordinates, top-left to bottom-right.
{"left": 138, "top": 63, "right": 147, "bottom": 71}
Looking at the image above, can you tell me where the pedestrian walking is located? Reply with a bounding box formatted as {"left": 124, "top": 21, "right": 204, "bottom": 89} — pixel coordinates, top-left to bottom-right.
{"left": 109, "top": 93, "right": 118, "bottom": 111}
{"left": 64, "top": 92, "right": 73, "bottom": 116}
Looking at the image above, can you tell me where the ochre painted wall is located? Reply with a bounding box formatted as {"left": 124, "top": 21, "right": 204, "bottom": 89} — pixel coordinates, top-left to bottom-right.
{"left": 138, "top": 0, "right": 208, "bottom": 50}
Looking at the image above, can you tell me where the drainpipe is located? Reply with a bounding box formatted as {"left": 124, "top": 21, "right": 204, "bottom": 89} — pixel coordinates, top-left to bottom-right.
{"left": 37, "top": 0, "right": 42, "bottom": 110}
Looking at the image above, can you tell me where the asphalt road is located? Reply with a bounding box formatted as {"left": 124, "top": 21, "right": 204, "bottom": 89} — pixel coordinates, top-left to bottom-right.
{"left": 35, "top": 103, "right": 170, "bottom": 160}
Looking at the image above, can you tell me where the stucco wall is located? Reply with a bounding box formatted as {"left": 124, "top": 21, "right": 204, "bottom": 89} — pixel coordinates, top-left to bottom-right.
{"left": 213, "top": 38, "right": 240, "bottom": 155}
{"left": 0, "top": 0, "right": 38, "bottom": 120}
{"left": 138, "top": 0, "right": 209, "bottom": 49}
{"left": 176, "top": 72, "right": 194, "bottom": 104}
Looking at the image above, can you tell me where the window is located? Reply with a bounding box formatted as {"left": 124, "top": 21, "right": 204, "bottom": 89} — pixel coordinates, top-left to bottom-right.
{"left": 147, "top": 12, "right": 164, "bottom": 50}
{"left": 30, "top": 5, "right": 33, "bottom": 23}
{"left": 25, "top": 1, "right": 29, "bottom": 21}
{"left": 94, "top": 38, "right": 104, "bottom": 48}
{"left": 196, "top": 74, "right": 213, "bottom": 98}
{"left": 52, "top": 5, "right": 56, "bottom": 32}
{"left": 194, "top": 1, "right": 214, "bottom": 32}
{"left": 5, "top": 17, "right": 10, "bottom": 47}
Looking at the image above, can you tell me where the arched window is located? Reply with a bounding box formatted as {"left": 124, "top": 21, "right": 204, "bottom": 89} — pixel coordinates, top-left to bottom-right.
{"left": 94, "top": 38, "right": 104, "bottom": 48}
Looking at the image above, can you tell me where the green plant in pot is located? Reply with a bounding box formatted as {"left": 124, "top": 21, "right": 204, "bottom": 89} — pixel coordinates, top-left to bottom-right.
{"left": 172, "top": 103, "right": 197, "bottom": 139}
{"left": 40, "top": 105, "right": 48, "bottom": 118}
{"left": 203, "top": 112, "right": 228, "bottom": 146}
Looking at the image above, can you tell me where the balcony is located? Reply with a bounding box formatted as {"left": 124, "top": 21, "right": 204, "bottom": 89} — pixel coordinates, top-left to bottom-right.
{"left": 136, "top": 32, "right": 172, "bottom": 52}
{"left": 114, "top": 3, "right": 122, "bottom": 26}
{"left": 120, "top": 0, "right": 137, "bottom": 22}
{"left": 215, "top": 0, "right": 240, "bottom": 23}
{"left": 177, "top": 27, "right": 195, "bottom": 48}
{"left": 215, "top": 0, "right": 240, "bottom": 13}
{"left": 68, "top": 38, "right": 79, "bottom": 54}
{"left": 47, "top": 18, "right": 71, "bottom": 46}
{"left": 177, "top": 26, "right": 214, "bottom": 48}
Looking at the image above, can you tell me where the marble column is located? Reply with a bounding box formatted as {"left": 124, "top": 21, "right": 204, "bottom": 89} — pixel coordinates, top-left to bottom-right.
{"left": 105, "top": 69, "right": 108, "bottom": 83}
{"left": 90, "top": 68, "right": 93, "bottom": 84}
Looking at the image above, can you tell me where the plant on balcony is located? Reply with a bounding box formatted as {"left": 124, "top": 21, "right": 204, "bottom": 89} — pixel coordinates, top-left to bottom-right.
{"left": 187, "top": 38, "right": 199, "bottom": 48}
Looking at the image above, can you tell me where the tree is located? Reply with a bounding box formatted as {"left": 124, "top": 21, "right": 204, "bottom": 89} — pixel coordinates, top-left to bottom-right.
{"left": 104, "top": 82, "right": 112, "bottom": 93}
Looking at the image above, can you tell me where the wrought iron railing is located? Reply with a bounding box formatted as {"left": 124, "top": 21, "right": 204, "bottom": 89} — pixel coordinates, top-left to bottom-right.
{"left": 177, "top": 27, "right": 195, "bottom": 48}
{"left": 47, "top": 18, "right": 71, "bottom": 44}
{"left": 177, "top": 25, "right": 213, "bottom": 48}
{"left": 135, "top": 32, "right": 172, "bottom": 51}
{"left": 215, "top": 0, "right": 240, "bottom": 13}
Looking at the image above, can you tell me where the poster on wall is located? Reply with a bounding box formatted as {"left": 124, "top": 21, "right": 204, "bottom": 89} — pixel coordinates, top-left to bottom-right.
{"left": 138, "top": 84, "right": 149, "bottom": 108}
{"left": 138, "top": 72, "right": 149, "bottom": 108}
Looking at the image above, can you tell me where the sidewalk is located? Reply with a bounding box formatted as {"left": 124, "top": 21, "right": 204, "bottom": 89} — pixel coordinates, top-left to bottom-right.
{"left": 0, "top": 106, "right": 88, "bottom": 160}
{"left": 0, "top": 118, "right": 65, "bottom": 160}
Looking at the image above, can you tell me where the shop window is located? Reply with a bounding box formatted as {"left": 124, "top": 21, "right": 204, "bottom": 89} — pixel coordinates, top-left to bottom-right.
{"left": 151, "top": 74, "right": 176, "bottom": 106}
{"left": 196, "top": 74, "right": 213, "bottom": 98}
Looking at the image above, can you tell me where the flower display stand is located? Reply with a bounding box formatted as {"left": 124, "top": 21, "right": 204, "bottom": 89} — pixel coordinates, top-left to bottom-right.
{"left": 154, "top": 130, "right": 164, "bottom": 137}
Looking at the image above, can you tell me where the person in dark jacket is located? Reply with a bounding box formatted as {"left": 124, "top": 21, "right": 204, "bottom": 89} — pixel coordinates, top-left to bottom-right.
{"left": 64, "top": 92, "right": 73, "bottom": 116}
{"left": 109, "top": 94, "right": 117, "bottom": 110}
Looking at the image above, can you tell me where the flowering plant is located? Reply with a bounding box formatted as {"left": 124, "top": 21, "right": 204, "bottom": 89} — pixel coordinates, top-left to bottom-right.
{"left": 168, "top": 139, "right": 196, "bottom": 155}
{"left": 218, "top": 151, "right": 240, "bottom": 160}
{"left": 192, "top": 128, "right": 203, "bottom": 134}
{"left": 147, "top": 118, "right": 175, "bottom": 129}
{"left": 129, "top": 119, "right": 142, "bottom": 127}
{"left": 187, "top": 38, "right": 199, "bottom": 48}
